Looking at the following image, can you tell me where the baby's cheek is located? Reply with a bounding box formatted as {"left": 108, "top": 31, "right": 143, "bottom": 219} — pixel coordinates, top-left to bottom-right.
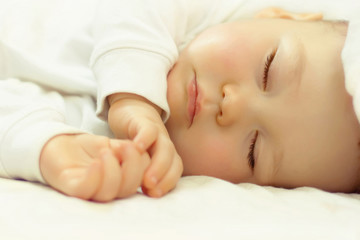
{"left": 199, "top": 138, "right": 235, "bottom": 166}
{"left": 196, "top": 138, "right": 247, "bottom": 182}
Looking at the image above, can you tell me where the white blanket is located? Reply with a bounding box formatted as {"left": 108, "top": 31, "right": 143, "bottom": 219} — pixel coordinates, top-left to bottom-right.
{"left": 1, "top": 177, "right": 359, "bottom": 239}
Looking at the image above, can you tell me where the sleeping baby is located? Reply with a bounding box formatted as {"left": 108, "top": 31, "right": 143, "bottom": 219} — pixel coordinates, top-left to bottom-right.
{"left": 0, "top": 0, "right": 359, "bottom": 202}
{"left": 41, "top": 7, "right": 360, "bottom": 201}
{"left": 165, "top": 9, "right": 360, "bottom": 193}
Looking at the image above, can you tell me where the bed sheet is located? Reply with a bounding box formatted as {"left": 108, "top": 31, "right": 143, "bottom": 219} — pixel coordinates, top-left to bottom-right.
{"left": 1, "top": 176, "right": 359, "bottom": 240}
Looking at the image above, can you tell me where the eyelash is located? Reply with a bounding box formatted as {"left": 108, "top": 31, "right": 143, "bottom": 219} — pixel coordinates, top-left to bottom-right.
{"left": 247, "top": 49, "right": 277, "bottom": 170}
{"left": 247, "top": 50, "right": 276, "bottom": 169}
{"left": 247, "top": 131, "right": 258, "bottom": 170}
{"left": 263, "top": 49, "right": 277, "bottom": 91}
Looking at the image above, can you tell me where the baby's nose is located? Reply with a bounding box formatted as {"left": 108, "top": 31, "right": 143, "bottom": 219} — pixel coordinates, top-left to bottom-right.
{"left": 217, "top": 84, "right": 249, "bottom": 127}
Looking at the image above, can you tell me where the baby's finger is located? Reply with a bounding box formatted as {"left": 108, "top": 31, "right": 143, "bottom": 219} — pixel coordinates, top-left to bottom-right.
{"left": 132, "top": 122, "right": 158, "bottom": 153}
{"left": 143, "top": 137, "right": 175, "bottom": 189}
{"left": 91, "top": 149, "right": 122, "bottom": 202}
{"left": 59, "top": 160, "right": 102, "bottom": 200}
{"left": 117, "top": 142, "right": 151, "bottom": 198}
{"left": 144, "top": 153, "right": 183, "bottom": 198}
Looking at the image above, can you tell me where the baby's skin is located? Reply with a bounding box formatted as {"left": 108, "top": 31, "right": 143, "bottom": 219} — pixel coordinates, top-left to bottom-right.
{"left": 40, "top": 94, "right": 183, "bottom": 202}
{"left": 41, "top": 134, "right": 150, "bottom": 202}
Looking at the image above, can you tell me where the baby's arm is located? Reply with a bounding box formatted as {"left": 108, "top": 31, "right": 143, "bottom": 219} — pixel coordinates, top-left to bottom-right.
{"left": 40, "top": 134, "right": 151, "bottom": 202}
{"left": 107, "top": 93, "right": 183, "bottom": 197}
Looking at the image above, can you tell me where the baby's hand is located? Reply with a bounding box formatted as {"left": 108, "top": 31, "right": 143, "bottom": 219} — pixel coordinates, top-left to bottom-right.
{"left": 108, "top": 94, "right": 183, "bottom": 197}
{"left": 40, "top": 134, "right": 151, "bottom": 202}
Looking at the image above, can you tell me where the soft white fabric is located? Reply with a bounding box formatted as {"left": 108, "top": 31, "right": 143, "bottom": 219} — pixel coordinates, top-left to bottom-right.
{"left": 1, "top": 176, "right": 359, "bottom": 239}
{"left": 342, "top": 15, "right": 360, "bottom": 121}
{"left": 0, "top": 0, "right": 100, "bottom": 182}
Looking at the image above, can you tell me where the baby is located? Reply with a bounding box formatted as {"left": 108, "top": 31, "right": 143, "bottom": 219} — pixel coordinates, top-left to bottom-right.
{"left": 1, "top": 2, "right": 358, "bottom": 202}
{"left": 40, "top": 7, "right": 360, "bottom": 202}
{"left": 166, "top": 10, "right": 360, "bottom": 193}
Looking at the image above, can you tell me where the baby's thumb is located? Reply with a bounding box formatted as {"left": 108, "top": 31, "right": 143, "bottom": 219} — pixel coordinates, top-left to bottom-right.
{"left": 133, "top": 125, "right": 158, "bottom": 153}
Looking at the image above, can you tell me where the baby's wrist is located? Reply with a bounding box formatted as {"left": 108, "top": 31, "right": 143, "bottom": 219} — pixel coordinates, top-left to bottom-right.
{"left": 107, "top": 93, "right": 164, "bottom": 139}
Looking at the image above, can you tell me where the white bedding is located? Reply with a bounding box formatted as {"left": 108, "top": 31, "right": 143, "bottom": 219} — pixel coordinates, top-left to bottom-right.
{"left": 1, "top": 177, "right": 359, "bottom": 239}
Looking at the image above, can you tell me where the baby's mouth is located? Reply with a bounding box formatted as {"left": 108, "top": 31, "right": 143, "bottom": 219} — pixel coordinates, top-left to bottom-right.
{"left": 187, "top": 77, "right": 199, "bottom": 127}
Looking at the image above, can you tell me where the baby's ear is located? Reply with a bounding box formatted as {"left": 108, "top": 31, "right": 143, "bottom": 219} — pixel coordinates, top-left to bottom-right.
{"left": 255, "top": 7, "right": 323, "bottom": 21}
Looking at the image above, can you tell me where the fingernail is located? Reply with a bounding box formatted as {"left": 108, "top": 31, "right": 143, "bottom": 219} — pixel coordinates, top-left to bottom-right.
{"left": 136, "top": 141, "right": 145, "bottom": 152}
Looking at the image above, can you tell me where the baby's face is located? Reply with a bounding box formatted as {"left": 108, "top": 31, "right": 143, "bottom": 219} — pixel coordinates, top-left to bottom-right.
{"left": 166, "top": 18, "right": 360, "bottom": 192}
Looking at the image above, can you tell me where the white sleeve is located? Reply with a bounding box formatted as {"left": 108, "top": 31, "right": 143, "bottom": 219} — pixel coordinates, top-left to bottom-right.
{"left": 0, "top": 109, "right": 84, "bottom": 184}
{"left": 342, "top": 18, "right": 360, "bottom": 123}
{"left": 90, "top": 0, "right": 253, "bottom": 121}
{"left": 0, "top": 81, "right": 86, "bottom": 184}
